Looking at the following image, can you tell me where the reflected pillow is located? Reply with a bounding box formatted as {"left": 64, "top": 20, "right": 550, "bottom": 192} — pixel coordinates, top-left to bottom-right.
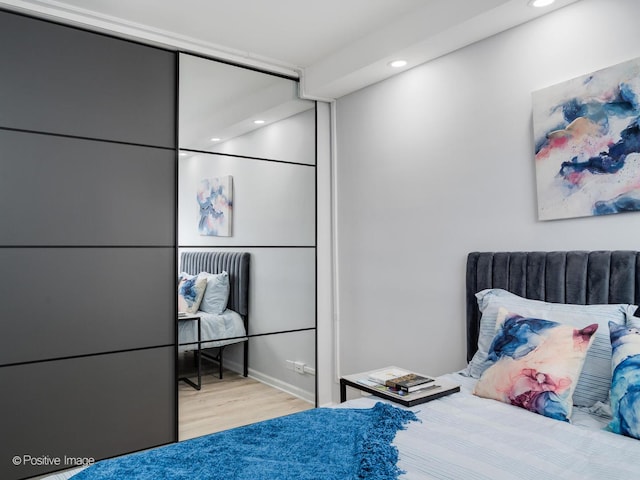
{"left": 177, "top": 273, "right": 207, "bottom": 314}
{"left": 474, "top": 308, "right": 597, "bottom": 422}
{"left": 608, "top": 317, "right": 640, "bottom": 439}
{"left": 468, "top": 288, "right": 630, "bottom": 407}
{"left": 199, "top": 271, "right": 230, "bottom": 315}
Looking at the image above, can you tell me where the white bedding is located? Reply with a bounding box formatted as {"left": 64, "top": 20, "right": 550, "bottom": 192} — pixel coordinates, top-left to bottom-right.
{"left": 177, "top": 308, "right": 247, "bottom": 352}
{"left": 341, "top": 372, "right": 640, "bottom": 479}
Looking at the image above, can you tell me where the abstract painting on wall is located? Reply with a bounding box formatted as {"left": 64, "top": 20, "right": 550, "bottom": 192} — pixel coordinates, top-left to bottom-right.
{"left": 532, "top": 57, "right": 640, "bottom": 221}
{"left": 197, "top": 175, "right": 233, "bottom": 236}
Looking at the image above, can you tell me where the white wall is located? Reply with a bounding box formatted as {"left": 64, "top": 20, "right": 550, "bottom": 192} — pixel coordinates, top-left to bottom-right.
{"left": 334, "top": 0, "right": 640, "bottom": 387}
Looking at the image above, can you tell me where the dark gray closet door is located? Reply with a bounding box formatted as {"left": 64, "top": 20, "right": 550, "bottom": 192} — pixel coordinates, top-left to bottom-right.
{"left": 0, "top": 10, "right": 177, "bottom": 480}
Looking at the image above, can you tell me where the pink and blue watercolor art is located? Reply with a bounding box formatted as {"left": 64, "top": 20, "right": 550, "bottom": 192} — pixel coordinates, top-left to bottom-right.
{"left": 197, "top": 175, "right": 233, "bottom": 236}
{"left": 533, "top": 56, "right": 640, "bottom": 220}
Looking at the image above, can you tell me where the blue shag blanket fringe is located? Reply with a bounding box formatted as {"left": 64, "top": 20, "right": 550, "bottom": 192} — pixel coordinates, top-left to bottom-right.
{"left": 71, "top": 402, "right": 417, "bottom": 480}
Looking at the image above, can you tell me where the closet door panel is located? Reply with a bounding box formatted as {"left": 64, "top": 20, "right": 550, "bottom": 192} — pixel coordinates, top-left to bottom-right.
{"left": 248, "top": 248, "right": 316, "bottom": 335}
{"left": 0, "top": 347, "right": 175, "bottom": 479}
{"left": 178, "top": 155, "right": 315, "bottom": 247}
{"left": 179, "top": 247, "right": 316, "bottom": 337}
{"left": 0, "top": 130, "right": 175, "bottom": 246}
{"left": 0, "top": 248, "right": 175, "bottom": 365}
{"left": 179, "top": 53, "right": 313, "bottom": 162}
{"left": 0, "top": 11, "right": 175, "bottom": 147}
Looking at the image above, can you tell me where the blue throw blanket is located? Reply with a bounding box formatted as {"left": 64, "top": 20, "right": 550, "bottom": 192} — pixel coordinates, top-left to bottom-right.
{"left": 71, "top": 403, "right": 417, "bottom": 480}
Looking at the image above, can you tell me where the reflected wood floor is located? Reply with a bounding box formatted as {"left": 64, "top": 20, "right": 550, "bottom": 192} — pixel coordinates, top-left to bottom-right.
{"left": 179, "top": 360, "right": 314, "bottom": 441}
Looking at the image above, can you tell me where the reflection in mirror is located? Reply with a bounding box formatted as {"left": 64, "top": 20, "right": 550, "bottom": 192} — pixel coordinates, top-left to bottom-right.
{"left": 178, "top": 154, "right": 315, "bottom": 247}
{"left": 178, "top": 53, "right": 316, "bottom": 439}
{"left": 179, "top": 332, "right": 315, "bottom": 440}
{"left": 179, "top": 54, "right": 314, "bottom": 160}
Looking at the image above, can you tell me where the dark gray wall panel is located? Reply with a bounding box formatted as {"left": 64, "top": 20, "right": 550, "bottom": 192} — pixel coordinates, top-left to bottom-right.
{"left": 0, "top": 130, "right": 175, "bottom": 246}
{"left": 0, "top": 11, "right": 175, "bottom": 147}
{"left": 0, "top": 347, "right": 175, "bottom": 479}
{"left": 0, "top": 248, "right": 175, "bottom": 365}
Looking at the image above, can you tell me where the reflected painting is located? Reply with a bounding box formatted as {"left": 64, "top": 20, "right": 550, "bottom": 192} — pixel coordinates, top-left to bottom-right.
{"left": 533, "top": 57, "right": 640, "bottom": 221}
{"left": 198, "top": 176, "right": 233, "bottom": 236}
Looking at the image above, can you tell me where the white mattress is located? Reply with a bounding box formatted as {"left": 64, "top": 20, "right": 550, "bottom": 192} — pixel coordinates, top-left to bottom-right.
{"left": 177, "top": 308, "right": 247, "bottom": 352}
{"left": 340, "top": 372, "right": 640, "bottom": 479}
{"left": 41, "top": 468, "right": 84, "bottom": 480}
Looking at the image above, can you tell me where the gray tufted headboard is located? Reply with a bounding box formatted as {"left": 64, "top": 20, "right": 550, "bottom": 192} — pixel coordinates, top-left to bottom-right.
{"left": 466, "top": 251, "right": 640, "bottom": 362}
{"left": 180, "top": 251, "right": 250, "bottom": 317}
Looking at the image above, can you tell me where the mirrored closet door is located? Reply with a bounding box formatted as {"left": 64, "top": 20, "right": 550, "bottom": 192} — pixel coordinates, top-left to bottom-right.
{"left": 177, "top": 53, "right": 316, "bottom": 439}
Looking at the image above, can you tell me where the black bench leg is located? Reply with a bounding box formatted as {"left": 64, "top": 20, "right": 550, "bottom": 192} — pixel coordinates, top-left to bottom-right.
{"left": 243, "top": 341, "right": 249, "bottom": 377}
{"left": 218, "top": 346, "right": 223, "bottom": 379}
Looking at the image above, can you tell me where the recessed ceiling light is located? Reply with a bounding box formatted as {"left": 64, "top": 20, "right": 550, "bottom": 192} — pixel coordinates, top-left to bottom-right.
{"left": 210, "top": 137, "right": 221, "bottom": 142}
{"left": 253, "top": 119, "right": 265, "bottom": 125}
{"left": 389, "top": 60, "right": 408, "bottom": 68}
{"left": 529, "top": 0, "right": 555, "bottom": 7}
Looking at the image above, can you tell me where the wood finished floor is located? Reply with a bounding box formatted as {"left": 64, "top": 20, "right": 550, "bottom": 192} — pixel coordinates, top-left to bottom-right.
{"left": 178, "top": 359, "right": 314, "bottom": 441}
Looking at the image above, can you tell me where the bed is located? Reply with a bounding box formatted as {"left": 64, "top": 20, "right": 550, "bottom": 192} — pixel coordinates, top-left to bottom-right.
{"left": 44, "top": 250, "right": 640, "bottom": 480}
{"left": 178, "top": 250, "right": 250, "bottom": 379}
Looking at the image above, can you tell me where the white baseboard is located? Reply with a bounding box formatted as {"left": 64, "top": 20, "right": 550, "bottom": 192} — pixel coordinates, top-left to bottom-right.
{"left": 224, "top": 358, "right": 315, "bottom": 404}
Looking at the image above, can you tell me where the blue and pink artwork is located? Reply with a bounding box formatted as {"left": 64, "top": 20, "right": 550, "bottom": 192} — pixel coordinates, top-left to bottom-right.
{"left": 197, "top": 175, "right": 233, "bottom": 236}
{"left": 533, "top": 57, "right": 640, "bottom": 220}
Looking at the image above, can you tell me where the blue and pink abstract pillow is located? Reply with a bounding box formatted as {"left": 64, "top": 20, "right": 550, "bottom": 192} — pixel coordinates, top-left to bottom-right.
{"left": 473, "top": 308, "right": 598, "bottom": 422}
{"left": 608, "top": 316, "right": 640, "bottom": 440}
{"left": 177, "top": 273, "right": 207, "bottom": 314}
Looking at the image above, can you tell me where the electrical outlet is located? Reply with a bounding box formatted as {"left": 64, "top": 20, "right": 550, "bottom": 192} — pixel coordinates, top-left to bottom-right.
{"left": 294, "top": 361, "right": 305, "bottom": 374}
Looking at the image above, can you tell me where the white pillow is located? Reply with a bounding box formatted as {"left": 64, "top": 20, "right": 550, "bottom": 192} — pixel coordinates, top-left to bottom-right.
{"left": 198, "top": 271, "right": 230, "bottom": 315}
{"left": 467, "top": 288, "right": 631, "bottom": 408}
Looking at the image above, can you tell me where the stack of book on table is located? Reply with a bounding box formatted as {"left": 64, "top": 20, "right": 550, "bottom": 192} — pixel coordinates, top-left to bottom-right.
{"left": 366, "top": 367, "right": 438, "bottom": 396}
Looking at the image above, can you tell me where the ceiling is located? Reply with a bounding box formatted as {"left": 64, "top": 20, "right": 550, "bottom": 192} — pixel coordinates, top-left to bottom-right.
{"left": 0, "top": 0, "right": 581, "bottom": 99}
